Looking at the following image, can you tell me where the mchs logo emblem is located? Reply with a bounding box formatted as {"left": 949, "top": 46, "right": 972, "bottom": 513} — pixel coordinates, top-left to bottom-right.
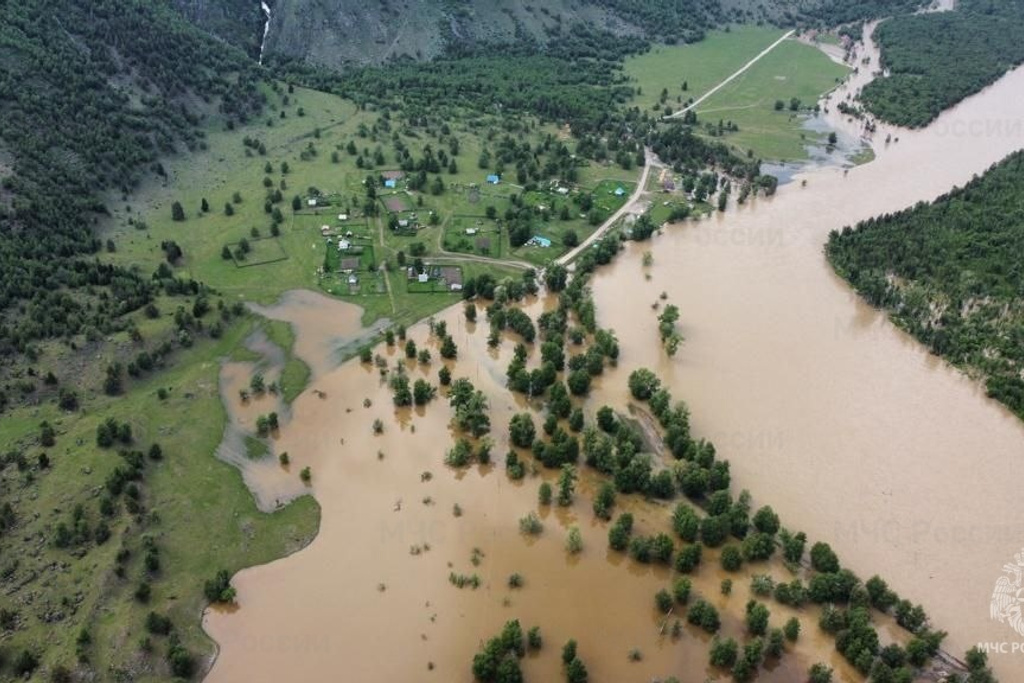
{"left": 991, "top": 550, "right": 1024, "bottom": 637}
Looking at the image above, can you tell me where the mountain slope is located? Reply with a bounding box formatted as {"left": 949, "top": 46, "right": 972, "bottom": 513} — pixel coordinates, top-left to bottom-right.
{"left": 262, "top": 0, "right": 778, "bottom": 68}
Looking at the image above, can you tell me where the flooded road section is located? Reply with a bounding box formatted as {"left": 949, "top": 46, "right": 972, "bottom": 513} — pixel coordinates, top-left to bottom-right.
{"left": 591, "top": 63, "right": 1024, "bottom": 678}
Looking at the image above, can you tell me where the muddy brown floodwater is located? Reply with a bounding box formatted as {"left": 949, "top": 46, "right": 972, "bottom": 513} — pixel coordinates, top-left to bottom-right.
{"left": 205, "top": 37, "right": 1024, "bottom": 683}
{"left": 206, "top": 302, "right": 891, "bottom": 682}
{"left": 589, "top": 62, "right": 1024, "bottom": 680}
{"left": 249, "top": 289, "right": 388, "bottom": 379}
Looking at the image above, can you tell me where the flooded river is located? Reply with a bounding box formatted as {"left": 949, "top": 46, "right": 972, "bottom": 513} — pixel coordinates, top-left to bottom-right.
{"left": 590, "top": 61, "right": 1024, "bottom": 679}
{"left": 205, "top": 304, "right": 879, "bottom": 682}
{"left": 204, "top": 33, "right": 1024, "bottom": 683}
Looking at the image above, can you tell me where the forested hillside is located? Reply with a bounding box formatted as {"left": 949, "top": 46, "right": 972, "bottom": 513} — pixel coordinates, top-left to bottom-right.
{"left": 0, "top": 0, "right": 261, "bottom": 366}
{"left": 827, "top": 151, "right": 1024, "bottom": 420}
{"left": 860, "top": 0, "right": 1024, "bottom": 127}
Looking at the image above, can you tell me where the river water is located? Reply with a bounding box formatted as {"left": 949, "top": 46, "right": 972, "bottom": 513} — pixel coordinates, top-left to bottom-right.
{"left": 590, "top": 60, "right": 1024, "bottom": 679}
{"left": 204, "top": 33, "right": 1024, "bottom": 683}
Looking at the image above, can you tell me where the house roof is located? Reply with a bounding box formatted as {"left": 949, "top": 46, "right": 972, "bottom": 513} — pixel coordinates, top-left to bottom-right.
{"left": 439, "top": 266, "right": 463, "bottom": 285}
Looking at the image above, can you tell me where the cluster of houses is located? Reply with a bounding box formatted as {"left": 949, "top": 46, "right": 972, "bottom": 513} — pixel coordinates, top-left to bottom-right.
{"left": 406, "top": 265, "right": 464, "bottom": 292}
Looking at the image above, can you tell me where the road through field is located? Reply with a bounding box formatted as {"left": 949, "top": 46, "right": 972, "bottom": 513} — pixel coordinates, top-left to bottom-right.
{"left": 665, "top": 29, "right": 796, "bottom": 119}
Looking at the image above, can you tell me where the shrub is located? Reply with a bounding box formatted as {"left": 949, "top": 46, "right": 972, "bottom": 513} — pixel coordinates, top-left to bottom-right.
{"left": 519, "top": 512, "right": 542, "bottom": 535}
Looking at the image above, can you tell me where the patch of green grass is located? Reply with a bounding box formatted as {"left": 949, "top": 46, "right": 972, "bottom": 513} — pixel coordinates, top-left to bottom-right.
{"left": 646, "top": 199, "right": 691, "bottom": 227}
{"left": 262, "top": 319, "right": 312, "bottom": 404}
{"left": 245, "top": 434, "right": 271, "bottom": 459}
{"left": 624, "top": 26, "right": 788, "bottom": 114}
{"left": 694, "top": 39, "right": 849, "bottom": 160}
{"left": 850, "top": 144, "right": 876, "bottom": 166}
{"left": 0, "top": 317, "right": 319, "bottom": 676}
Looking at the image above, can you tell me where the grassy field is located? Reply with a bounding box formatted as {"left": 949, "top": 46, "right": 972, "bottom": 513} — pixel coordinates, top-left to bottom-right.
{"left": 625, "top": 26, "right": 787, "bottom": 114}
{"left": 0, "top": 316, "right": 319, "bottom": 678}
{"left": 694, "top": 39, "right": 850, "bottom": 160}
{"left": 626, "top": 28, "right": 850, "bottom": 161}
{"left": 262, "top": 319, "right": 312, "bottom": 405}
{"left": 100, "top": 81, "right": 636, "bottom": 325}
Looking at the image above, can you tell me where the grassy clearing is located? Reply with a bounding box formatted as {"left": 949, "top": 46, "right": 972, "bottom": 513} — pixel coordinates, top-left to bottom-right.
{"left": 624, "top": 26, "right": 787, "bottom": 114}
{"left": 0, "top": 317, "right": 319, "bottom": 677}
{"left": 262, "top": 319, "right": 312, "bottom": 404}
{"left": 625, "top": 28, "right": 850, "bottom": 161}
{"left": 694, "top": 39, "right": 850, "bottom": 160}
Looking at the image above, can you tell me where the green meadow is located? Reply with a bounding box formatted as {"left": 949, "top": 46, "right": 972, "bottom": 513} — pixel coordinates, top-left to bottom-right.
{"left": 695, "top": 39, "right": 850, "bottom": 160}
{"left": 626, "top": 28, "right": 850, "bottom": 161}
{"left": 0, "top": 316, "right": 319, "bottom": 677}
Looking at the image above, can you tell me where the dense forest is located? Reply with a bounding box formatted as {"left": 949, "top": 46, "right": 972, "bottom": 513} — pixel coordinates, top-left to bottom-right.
{"left": 0, "top": 0, "right": 262, "bottom": 358}
{"left": 860, "top": 0, "right": 1024, "bottom": 127}
{"left": 827, "top": 151, "right": 1024, "bottom": 420}
{"left": 272, "top": 24, "right": 641, "bottom": 134}
{"left": 798, "top": 0, "right": 923, "bottom": 26}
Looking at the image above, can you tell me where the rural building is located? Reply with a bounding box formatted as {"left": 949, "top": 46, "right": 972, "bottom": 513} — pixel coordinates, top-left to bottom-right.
{"left": 347, "top": 274, "right": 358, "bottom": 285}
{"left": 338, "top": 213, "right": 348, "bottom": 221}
{"left": 338, "top": 239, "right": 351, "bottom": 250}
{"left": 527, "top": 236, "right": 552, "bottom": 248}
{"left": 384, "top": 179, "right": 397, "bottom": 189}
{"left": 307, "top": 198, "right": 318, "bottom": 207}
{"left": 614, "top": 187, "right": 625, "bottom": 197}
{"left": 382, "top": 170, "right": 405, "bottom": 180}
{"left": 439, "top": 266, "right": 463, "bottom": 286}
{"left": 486, "top": 174, "right": 500, "bottom": 184}
{"left": 339, "top": 257, "right": 361, "bottom": 271}
{"left": 417, "top": 273, "right": 429, "bottom": 284}
{"left": 465, "top": 228, "right": 478, "bottom": 236}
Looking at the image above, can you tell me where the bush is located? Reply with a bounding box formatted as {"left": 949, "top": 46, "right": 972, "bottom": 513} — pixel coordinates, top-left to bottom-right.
{"left": 167, "top": 636, "right": 195, "bottom": 678}
{"left": 808, "top": 663, "right": 833, "bottom": 683}
{"left": 527, "top": 626, "right": 542, "bottom": 650}
{"left": 566, "top": 527, "right": 583, "bottom": 554}
{"left": 204, "top": 569, "right": 236, "bottom": 603}
{"left": 674, "top": 544, "right": 702, "bottom": 573}
{"left": 519, "top": 512, "right": 543, "bottom": 535}
{"left": 145, "top": 612, "right": 173, "bottom": 636}
{"left": 538, "top": 481, "right": 553, "bottom": 505}
{"left": 672, "top": 577, "right": 691, "bottom": 605}
{"left": 627, "top": 368, "right": 660, "bottom": 400}
{"left": 721, "top": 545, "right": 743, "bottom": 571}
{"left": 810, "top": 542, "right": 840, "bottom": 573}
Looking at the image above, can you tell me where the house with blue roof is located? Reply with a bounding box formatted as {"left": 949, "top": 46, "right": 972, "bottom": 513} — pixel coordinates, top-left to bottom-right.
{"left": 486, "top": 174, "right": 500, "bottom": 185}
{"left": 384, "top": 178, "right": 397, "bottom": 189}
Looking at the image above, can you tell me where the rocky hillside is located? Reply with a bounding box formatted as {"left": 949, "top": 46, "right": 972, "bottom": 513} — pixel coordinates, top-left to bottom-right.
{"left": 260, "top": 0, "right": 789, "bottom": 69}
{"left": 171, "top": 0, "right": 928, "bottom": 71}
{"left": 171, "top": 0, "right": 268, "bottom": 57}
